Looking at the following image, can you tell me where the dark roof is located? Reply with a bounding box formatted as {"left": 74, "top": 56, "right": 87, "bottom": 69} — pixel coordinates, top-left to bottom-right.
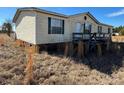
{"left": 13, "top": 7, "right": 113, "bottom": 27}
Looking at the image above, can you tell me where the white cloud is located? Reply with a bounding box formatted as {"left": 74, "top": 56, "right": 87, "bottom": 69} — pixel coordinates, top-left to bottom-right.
{"left": 107, "top": 9, "right": 124, "bottom": 17}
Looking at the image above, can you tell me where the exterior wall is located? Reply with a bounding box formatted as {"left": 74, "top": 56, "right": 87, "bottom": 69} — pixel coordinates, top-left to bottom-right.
{"left": 16, "top": 11, "right": 36, "bottom": 44}
{"left": 36, "top": 12, "right": 70, "bottom": 44}
{"left": 69, "top": 14, "right": 113, "bottom": 33}
{"left": 15, "top": 11, "right": 113, "bottom": 45}
{"left": 69, "top": 14, "right": 113, "bottom": 39}
{"left": 69, "top": 14, "right": 98, "bottom": 33}
{"left": 101, "top": 25, "right": 113, "bottom": 33}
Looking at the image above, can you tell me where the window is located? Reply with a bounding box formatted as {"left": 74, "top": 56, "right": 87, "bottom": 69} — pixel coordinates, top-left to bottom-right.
{"left": 98, "top": 26, "right": 102, "bottom": 33}
{"left": 108, "top": 28, "right": 111, "bottom": 33}
{"left": 48, "top": 17, "right": 64, "bottom": 34}
{"left": 84, "top": 23, "right": 92, "bottom": 33}
{"left": 84, "top": 16, "right": 87, "bottom": 20}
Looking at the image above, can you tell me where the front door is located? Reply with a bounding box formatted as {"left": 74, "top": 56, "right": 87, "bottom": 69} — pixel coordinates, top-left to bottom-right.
{"left": 75, "top": 22, "right": 82, "bottom": 38}
{"left": 76, "top": 22, "right": 81, "bottom": 33}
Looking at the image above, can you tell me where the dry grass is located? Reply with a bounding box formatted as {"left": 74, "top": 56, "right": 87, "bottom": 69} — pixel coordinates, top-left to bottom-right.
{"left": 32, "top": 54, "right": 112, "bottom": 85}
{"left": 1, "top": 33, "right": 124, "bottom": 84}
{"left": 112, "top": 36, "right": 124, "bottom": 42}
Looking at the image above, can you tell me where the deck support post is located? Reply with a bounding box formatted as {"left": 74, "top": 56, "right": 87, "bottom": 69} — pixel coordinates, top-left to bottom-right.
{"left": 117, "top": 44, "right": 121, "bottom": 54}
{"left": 69, "top": 42, "right": 74, "bottom": 57}
{"left": 78, "top": 40, "right": 84, "bottom": 59}
{"left": 64, "top": 43, "right": 69, "bottom": 57}
{"left": 84, "top": 43, "right": 89, "bottom": 55}
{"left": 113, "top": 43, "right": 117, "bottom": 51}
{"left": 64, "top": 42, "right": 74, "bottom": 57}
{"left": 97, "top": 44, "right": 102, "bottom": 56}
{"left": 106, "top": 38, "right": 110, "bottom": 51}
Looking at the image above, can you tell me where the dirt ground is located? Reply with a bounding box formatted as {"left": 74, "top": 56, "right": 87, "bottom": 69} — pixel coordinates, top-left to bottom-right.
{"left": 1, "top": 33, "right": 124, "bottom": 85}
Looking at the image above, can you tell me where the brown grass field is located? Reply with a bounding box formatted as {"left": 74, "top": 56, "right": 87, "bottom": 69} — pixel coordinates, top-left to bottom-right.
{"left": 112, "top": 36, "right": 124, "bottom": 42}
{"left": 1, "top": 34, "right": 124, "bottom": 85}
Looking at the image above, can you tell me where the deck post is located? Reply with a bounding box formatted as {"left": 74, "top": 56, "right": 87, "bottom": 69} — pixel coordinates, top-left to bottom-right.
{"left": 113, "top": 43, "right": 119, "bottom": 54}
{"left": 106, "top": 38, "right": 110, "bottom": 51}
{"left": 78, "top": 40, "right": 84, "bottom": 59}
{"left": 114, "top": 43, "right": 116, "bottom": 50}
{"left": 64, "top": 43, "right": 69, "bottom": 57}
{"left": 69, "top": 42, "right": 74, "bottom": 57}
{"left": 82, "top": 41, "right": 84, "bottom": 58}
{"left": 116, "top": 44, "right": 121, "bottom": 54}
{"left": 97, "top": 43, "right": 102, "bottom": 56}
{"left": 85, "top": 43, "right": 89, "bottom": 55}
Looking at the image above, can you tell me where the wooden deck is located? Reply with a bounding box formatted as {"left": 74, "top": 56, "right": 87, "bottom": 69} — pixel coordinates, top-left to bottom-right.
{"left": 71, "top": 33, "right": 111, "bottom": 56}
{"left": 72, "top": 32, "right": 111, "bottom": 43}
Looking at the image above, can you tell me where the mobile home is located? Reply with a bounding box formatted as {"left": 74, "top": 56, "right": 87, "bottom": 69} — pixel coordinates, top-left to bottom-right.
{"left": 13, "top": 7, "right": 113, "bottom": 53}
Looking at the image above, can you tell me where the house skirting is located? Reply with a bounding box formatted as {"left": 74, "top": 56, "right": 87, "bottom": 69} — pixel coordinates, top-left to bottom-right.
{"left": 15, "top": 39, "right": 39, "bottom": 53}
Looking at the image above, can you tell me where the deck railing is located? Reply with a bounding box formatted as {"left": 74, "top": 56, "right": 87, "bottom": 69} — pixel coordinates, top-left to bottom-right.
{"left": 72, "top": 32, "right": 111, "bottom": 42}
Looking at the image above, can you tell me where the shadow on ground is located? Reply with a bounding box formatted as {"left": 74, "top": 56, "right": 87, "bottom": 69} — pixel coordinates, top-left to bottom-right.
{"left": 81, "top": 43, "right": 124, "bottom": 75}
{"left": 83, "top": 52, "right": 124, "bottom": 75}
{"left": 44, "top": 43, "right": 124, "bottom": 75}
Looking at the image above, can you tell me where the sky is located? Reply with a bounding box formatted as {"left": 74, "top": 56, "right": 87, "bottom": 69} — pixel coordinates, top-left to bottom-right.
{"left": 0, "top": 7, "right": 124, "bottom": 28}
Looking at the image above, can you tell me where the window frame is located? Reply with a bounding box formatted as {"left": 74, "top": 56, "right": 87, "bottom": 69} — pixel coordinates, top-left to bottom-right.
{"left": 48, "top": 17, "right": 64, "bottom": 34}
{"left": 98, "top": 26, "right": 102, "bottom": 33}
{"left": 84, "top": 23, "right": 92, "bottom": 33}
{"left": 108, "top": 28, "right": 111, "bottom": 33}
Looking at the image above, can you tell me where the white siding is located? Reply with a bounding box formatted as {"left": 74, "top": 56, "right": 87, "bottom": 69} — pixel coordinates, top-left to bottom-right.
{"left": 69, "top": 14, "right": 113, "bottom": 39}
{"left": 15, "top": 11, "right": 112, "bottom": 45}
{"left": 69, "top": 14, "right": 98, "bottom": 33}
{"left": 36, "top": 13, "right": 71, "bottom": 44}
{"left": 102, "top": 25, "right": 112, "bottom": 33}
{"left": 69, "top": 14, "right": 112, "bottom": 33}
{"left": 16, "top": 11, "right": 36, "bottom": 44}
